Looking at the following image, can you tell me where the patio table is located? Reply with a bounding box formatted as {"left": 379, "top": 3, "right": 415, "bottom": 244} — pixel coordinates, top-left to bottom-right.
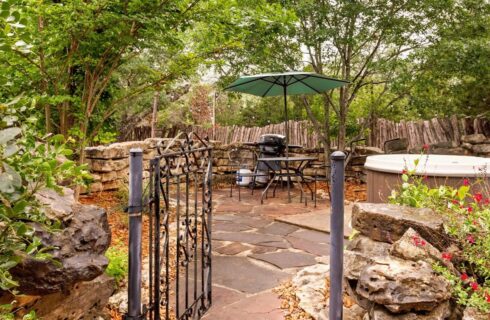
{"left": 257, "top": 156, "right": 316, "bottom": 204}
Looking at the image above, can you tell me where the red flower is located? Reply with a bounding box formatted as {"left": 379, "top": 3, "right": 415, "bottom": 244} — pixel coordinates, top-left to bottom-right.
{"left": 485, "top": 292, "right": 490, "bottom": 303}
{"left": 401, "top": 169, "right": 408, "bottom": 175}
{"left": 470, "top": 282, "right": 479, "bottom": 291}
{"left": 423, "top": 144, "right": 430, "bottom": 151}
{"left": 485, "top": 198, "right": 490, "bottom": 205}
{"left": 442, "top": 252, "right": 452, "bottom": 261}
{"left": 467, "top": 206, "right": 473, "bottom": 214}
{"left": 466, "top": 235, "right": 475, "bottom": 244}
{"left": 451, "top": 199, "right": 459, "bottom": 205}
{"left": 420, "top": 240, "right": 426, "bottom": 246}
{"left": 463, "top": 178, "right": 470, "bottom": 186}
{"left": 460, "top": 273, "right": 469, "bottom": 281}
{"left": 474, "top": 193, "right": 483, "bottom": 203}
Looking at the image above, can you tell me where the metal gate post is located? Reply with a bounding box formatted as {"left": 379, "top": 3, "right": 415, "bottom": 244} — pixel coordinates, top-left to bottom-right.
{"left": 125, "top": 148, "right": 144, "bottom": 320}
{"left": 329, "top": 151, "right": 345, "bottom": 320}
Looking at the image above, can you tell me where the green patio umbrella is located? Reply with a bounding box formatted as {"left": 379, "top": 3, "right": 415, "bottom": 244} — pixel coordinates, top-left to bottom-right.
{"left": 224, "top": 71, "right": 349, "bottom": 153}
{"left": 225, "top": 71, "right": 349, "bottom": 202}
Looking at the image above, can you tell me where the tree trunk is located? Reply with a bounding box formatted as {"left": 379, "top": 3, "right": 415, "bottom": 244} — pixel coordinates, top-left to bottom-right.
{"left": 151, "top": 91, "right": 159, "bottom": 138}
{"left": 38, "top": 16, "right": 51, "bottom": 133}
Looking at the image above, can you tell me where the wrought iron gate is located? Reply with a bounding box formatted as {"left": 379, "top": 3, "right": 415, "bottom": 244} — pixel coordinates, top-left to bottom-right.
{"left": 125, "top": 133, "right": 213, "bottom": 320}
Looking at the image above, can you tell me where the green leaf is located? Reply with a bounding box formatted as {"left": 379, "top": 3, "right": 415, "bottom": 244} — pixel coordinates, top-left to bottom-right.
{"left": 3, "top": 162, "right": 21, "bottom": 188}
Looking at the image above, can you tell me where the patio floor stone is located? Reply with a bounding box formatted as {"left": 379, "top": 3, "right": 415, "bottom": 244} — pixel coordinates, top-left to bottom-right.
{"left": 249, "top": 251, "right": 317, "bottom": 269}
{"left": 212, "top": 256, "right": 290, "bottom": 294}
{"left": 201, "top": 189, "right": 354, "bottom": 319}
{"left": 256, "top": 222, "right": 299, "bottom": 236}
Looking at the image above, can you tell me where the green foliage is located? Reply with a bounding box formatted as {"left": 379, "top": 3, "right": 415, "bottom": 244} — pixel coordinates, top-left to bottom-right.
{"left": 390, "top": 155, "right": 490, "bottom": 313}
{"left": 0, "top": 96, "right": 90, "bottom": 298}
{"left": 105, "top": 244, "right": 128, "bottom": 286}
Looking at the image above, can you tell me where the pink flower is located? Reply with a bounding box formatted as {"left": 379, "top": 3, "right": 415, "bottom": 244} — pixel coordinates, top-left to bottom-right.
{"left": 442, "top": 252, "right": 452, "bottom": 261}
{"left": 460, "top": 273, "right": 469, "bottom": 281}
{"left": 474, "top": 193, "right": 483, "bottom": 203}
{"left": 470, "top": 282, "right": 479, "bottom": 291}
{"left": 463, "top": 178, "right": 470, "bottom": 186}
{"left": 423, "top": 144, "right": 430, "bottom": 151}
{"left": 466, "top": 234, "right": 475, "bottom": 244}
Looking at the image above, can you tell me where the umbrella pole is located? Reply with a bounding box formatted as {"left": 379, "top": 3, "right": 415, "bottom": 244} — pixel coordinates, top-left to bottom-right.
{"left": 284, "top": 85, "right": 291, "bottom": 203}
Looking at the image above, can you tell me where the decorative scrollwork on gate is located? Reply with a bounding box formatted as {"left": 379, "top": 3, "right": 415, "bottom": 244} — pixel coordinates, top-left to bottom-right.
{"left": 147, "top": 133, "right": 212, "bottom": 320}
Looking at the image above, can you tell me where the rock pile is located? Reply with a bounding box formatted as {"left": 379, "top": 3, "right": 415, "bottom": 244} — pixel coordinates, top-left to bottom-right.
{"left": 345, "top": 203, "right": 456, "bottom": 319}
{"left": 3, "top": 187, "right": 113, "bottom": 319}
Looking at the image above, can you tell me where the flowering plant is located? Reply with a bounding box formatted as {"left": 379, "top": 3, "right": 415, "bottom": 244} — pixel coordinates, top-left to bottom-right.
{"left": 389, "top": 155, "right": 490, "bottom": 313}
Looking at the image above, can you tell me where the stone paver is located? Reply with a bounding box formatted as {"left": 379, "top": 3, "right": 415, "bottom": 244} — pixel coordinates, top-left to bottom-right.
{"left": 249, "top": 251, "right": 317, "bottom": 269}
{"left": 212, "top": 256, "right": 289, "bottom": 294}
{"left": 286, "top": 235, "right": 330, "bottom": 257}
{"left": 288, "top": 229, "right": 330, "bottom": 244}
{"left": 203, "top": 290, "right": 284, "bottom": 320}
{"left": 215, "top": 243, "right": 251, "bottom": 255}
{"left": 257, "top": 222, "right": 299, "bottom": 236}
{"left": 213, "top": 220, "right": 252, "bottom": 232}
{"left": 204, "top": 189, "right": 352, "bottom": 319}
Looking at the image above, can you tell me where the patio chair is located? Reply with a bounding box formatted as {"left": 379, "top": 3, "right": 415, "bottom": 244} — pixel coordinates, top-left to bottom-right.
{"left": 303, "top": 163, "right": 331, "bottom": 208}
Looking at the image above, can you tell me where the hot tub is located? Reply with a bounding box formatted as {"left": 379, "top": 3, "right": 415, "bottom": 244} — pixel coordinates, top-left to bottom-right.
{"left": 364, "top": 154, "right": 490, "bottom": 203}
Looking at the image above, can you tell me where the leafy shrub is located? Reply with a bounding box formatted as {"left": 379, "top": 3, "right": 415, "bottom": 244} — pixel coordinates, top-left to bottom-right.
{"left": 105, "top": 244, "right": 128, "bottom": 286}
{"left": 0, "top": 97, "right": 91, "bottom": 294}
{"left": 390, "top": 154, "right": 490, "bottom": 313}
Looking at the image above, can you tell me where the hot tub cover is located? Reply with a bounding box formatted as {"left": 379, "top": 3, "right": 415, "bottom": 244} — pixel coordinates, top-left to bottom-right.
{"left": 364, "top": 154, "right": 490, "bottom": 177}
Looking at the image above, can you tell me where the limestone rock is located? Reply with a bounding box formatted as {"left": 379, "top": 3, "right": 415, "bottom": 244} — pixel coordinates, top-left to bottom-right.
{"left": 352, "top": 203, "right": 450, "bottom": 250}
{"left": 292, "top": 264, "right": 330, "bottom": 320}
{"left": 355, "top": 146, "right": 384, "bottom": 155}
{"left": 344, "top": 303, "right": 367, "bottom": 320}
{"left": 11, "top": 204, "right": 111, "bottom": 295}
{"left": 390, "top": 228, "right": 457, "bottom": 274}
{"left": 461, "top": 134, "right": 487, "bottom": 145}
{"left": 347, "top": 235, "right": 391, "bottom": 257}
{"left": 472, "top": 144, "right": 490, "bottom": 155}
{"left": 34, "top": 187, "right": 75, "bottom": 222}
{"left": 369, "top": 302, "right": 452, "bottom": 320}
{"left": 356, "top": 257, "right": 451, "bottom": 313}
{"left": 462, "top": 307, "right": 490, "bottom": 320}
{"left": 26, "top": 274, "right": 114, "bottom": 320}
{"left": 87, "top": 158, "right": 129, "bottom": 172}
{"left": 344, "top": 251, "right": 375, "bottom": 280}
{"left": 85, "top": 141, "right": 149, "bottom": 159}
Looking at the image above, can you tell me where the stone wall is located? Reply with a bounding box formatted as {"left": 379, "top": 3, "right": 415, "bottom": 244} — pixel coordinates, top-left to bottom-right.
{"left": 83, "top": 139, "right": 378, "bottom": 193}
{"left": 83, "top": 133, "right": 490, "bottom": 194}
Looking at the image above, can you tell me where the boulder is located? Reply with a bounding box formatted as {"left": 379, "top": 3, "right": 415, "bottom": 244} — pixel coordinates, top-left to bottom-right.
{"left": 462, "top": 307, "right": 489, "bottom": 320}
{"left": 461, "top": 134, "right": 487, "bottom": 145}
{"left": 356, "top": 257, "right": 451, "bottom": 313}
{"left": 34, "top": 187, "right": 75, "bottom": 222}
{"left": 355, "top": 146, "right": 384, "bottom": 156}
{"left": 472, "top": 144, "right": 490, "bottom": 155}
{"left": 390, "top": 228, "right": 457, "bottom": 273}
{"left": 368, "top": 302, "right": 452, "bottom": 320}
{"left": 292, "top": 264, "right": 330, "bottom": 320}
{"left": 347, "top": 235, "right": 391, "bottom": 257}
{"left": 25, "top": 274, "right": 114, "bottom": 319}
{"left": 11, "top": 204, "right": 111, "bottom": 295}
{"left": 352, "top": 203, "right": 450, "bottom": 250}
{"left": 85, "top": 141, "right": 149, "bottom": 159}
{"left": 86, "top": 158, "right": 129, "bottom": 172}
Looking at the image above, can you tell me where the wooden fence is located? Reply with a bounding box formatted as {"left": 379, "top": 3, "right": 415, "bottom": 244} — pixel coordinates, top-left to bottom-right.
{"left": 122, "top": 116, "right": 490, "bottom": 150}
{"left": 370, "top": 116, "right": 490, "bottom": 149}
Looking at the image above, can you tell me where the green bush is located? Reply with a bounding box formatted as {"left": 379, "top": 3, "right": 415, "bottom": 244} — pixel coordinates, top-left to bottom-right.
{"left": 390, "top": 154, "right": 490, "bottom": 313}
{"left": 0, "top": 97, "right": 91, "bottom": 294}
{"left": 105, "top": 245, "right": 128, "bottom": 286}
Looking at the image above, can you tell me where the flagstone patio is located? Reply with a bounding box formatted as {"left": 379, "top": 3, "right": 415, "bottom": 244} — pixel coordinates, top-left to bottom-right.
{"left": 203, "top": 187, "right": 353, "bottom": 319}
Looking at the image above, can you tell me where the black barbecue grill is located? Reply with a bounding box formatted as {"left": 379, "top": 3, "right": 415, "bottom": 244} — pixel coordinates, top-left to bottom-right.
{"left": 257, "top": 134, "right": 286, "bottom": 171}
